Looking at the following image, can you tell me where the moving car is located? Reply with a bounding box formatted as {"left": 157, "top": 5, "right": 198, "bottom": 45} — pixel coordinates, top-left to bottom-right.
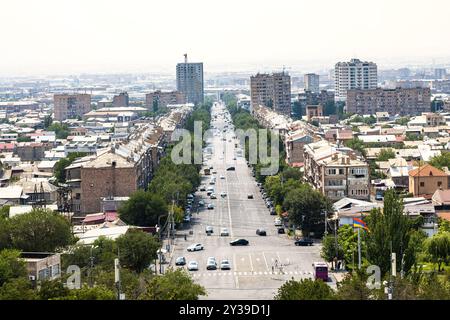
{"left": 230, "top": 239, "right": 249, "bottom": 246}
{"left": 210, "top": 193, "right": 217, "bottom": 199}
{"left": 187, "top": 261, "right": 199, "bottom": 271}
{"left": 220, "top": 191, "right": 227, "bottom": 198}
{"left": 175, "top": 256, "right": 186, "bottom": 266}
{"left": 295, "top": 238, "right": 314, "bottom": 246}
{"left": 205, "top": 226, "right": 213, "bottom": 234}
{"left": 220, "top": 175, "right": 225, "bottom": 179}
{"left": 187, "top": 243, "right": 204, "bottom": 252}
{"left": 220, "top": 259, "right": 231, "bottom": 270}
{"left": 207, "top": 203, "right": 214, "bottom": 210}
{"left": 226, "top": 167, "right": 235, "bottom": 171}
{"left": 256, "top": 229, "right": 267, "bottom": 236}
{"left": 220, "top": 228, "right": 229, "bottom": 236}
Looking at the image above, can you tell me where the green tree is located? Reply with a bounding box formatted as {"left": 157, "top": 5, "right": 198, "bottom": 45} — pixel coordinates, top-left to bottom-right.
{"left": 365, "top": 190, "right": 417, "bottom": 276}
{"left": 116, "top": 229, "right": 160, "bottom": 273}
{"left": 0, "top": 249, "right": 27, "bottom": 287}
{"left": 283, "top": 184, "right": 332, "bottom": 237}
{"left": 7, "top": 209, "right": 73, "bottom": 252}
{"left": 429, "top": 152, "right": 450, "bottom": 171}
{"left": 54, "top": 152, "right": 87, "bottom": 184}
{"left": 274, "top": 278, "right": 335, "bottom": 300}
{"left": 38, "top": 279, "right": 70, "bottom": 300}
{"left": 119, "top": 190, "right": 167, "bottom": 227}
{"left": 425, "top": 232, "right": 450, "bottom": 272}
{"left": 59, "top": 285, "right": 115, "bottom": 300}
{"left": 377, "top": 148, "right": 396, "bottom": 161}
{"left": 321, "top": 234, "right": 344, "bottom": 268}
{"left": 417, "top": 272, "right": 450, "bottom": 300}
{"left": 0, "top": 277, "right": 37, "bottom": 300}
{"left": 16, "top": 136, "right": 32, "bottom": 142}
{"left": 47, "top": 122, "right": 70, "bottom": 139}
{"left": 140, "top": 268, "right": 206, "bottom": 300}
{"left": 344, "top": 137, "right": 366, "bottom": 157}
{"left": 43, "top": 115, "right": 53, "bottom": 129}
{"left": 0, "top": 205, "right": 10, "bottom": 219}
{"left": 336, "top": 271, "right": 372, "bottom": 300}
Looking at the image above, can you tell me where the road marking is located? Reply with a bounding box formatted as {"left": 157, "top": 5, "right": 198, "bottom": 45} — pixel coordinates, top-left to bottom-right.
{"left": 249, "top": 254, "right": 254, "bottom": 272}
{"left": 262, "top": 252, "right": 269, "bottom": 270}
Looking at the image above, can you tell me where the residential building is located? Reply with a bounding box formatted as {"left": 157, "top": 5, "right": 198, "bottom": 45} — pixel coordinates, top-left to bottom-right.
{"left": 145, "top": 90, "right": 186, "bottom": 110}
{"left": 346, "top": 87, "right": 431, "bottom": 116}
{"left": 435, "top": 68, "right": 447, "bottom": 80}
{"left": 112, "top": 92, "right": 129, "bottom": 108}
{"left": 335, "top": 58, "right": 378, "bottom": 101}
{"left": 21, "top": 252, "right": 61, "bottom": 283}
{"left": 408, "top": 164, "right": 448, "bottom": 197}
{"left": 304, "top": 73, "right": 320, "bottom": 93}
{"left": 250, "top": 72, "right": 291, "bottom": 115}
{"left": 285, "top": 130, "right": 314, "bottom": 165}
{"left": 54, "top": 94, "right": 91, "bottom": 121}
{"left": 306, "top": 105, "right": 323, "bottom": 121}
{"left": 176, "top": 54, "right": 204, "bottom": 105}
{"left": 303, "top": 141, "right": 370, "bottom": 201}
{"left": 16, "top": 142, "right": 45, "bottom": 161}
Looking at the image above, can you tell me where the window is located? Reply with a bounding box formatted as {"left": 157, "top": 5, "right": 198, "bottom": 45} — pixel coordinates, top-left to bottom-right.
{"left": 420, "top": 182, "right": 425, "bottom": 187}
{"left": 438, "top": 181, "right": 442, "bottom": 187}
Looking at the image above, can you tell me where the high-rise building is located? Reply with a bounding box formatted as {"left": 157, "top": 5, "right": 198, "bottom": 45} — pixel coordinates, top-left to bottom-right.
{"left": 435, "top": 68, "right": 447, "bottom": 80}
{"left": 145, "top": 90, "right": 186, "bottom": 110}
{"left": 346, "top": 87, "right": 431, "bottom": 116}
{"left": 250, "top": 72, "right": 291, "bottom": 115}
{"left": 304, "top": 73, "right": 320, "bottom": 93}
{"left": 176, "top": 54, "right": 204, "bottom": 105}
{"left": 113, "top": 92, "right": 129, "bottom": 107}
{"left": 334, "top": 58, "right": 378, "bottom": 101}
{"left": 54, "top": 94, "right": 91, "bottom": 121}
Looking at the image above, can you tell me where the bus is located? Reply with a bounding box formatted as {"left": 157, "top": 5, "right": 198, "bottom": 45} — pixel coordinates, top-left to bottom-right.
{"left": 312, "top": 262, "right": 328, "bottom": 282}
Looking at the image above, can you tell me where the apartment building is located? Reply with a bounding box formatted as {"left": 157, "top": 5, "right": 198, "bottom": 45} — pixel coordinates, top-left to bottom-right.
{"left": 113, "top": 92, "right": 129, "bottom": 107}
{"left": 346, "top": 87, "right": 431, "bottom": 116}
{"left": 303, "top": 141, "right": 370, "bottom": 201}
{"left": 54, "top": 94, "right": 91, "bottom": 121}
{"left": 250, "top": 72, "right": 291, "bottom": 116}
{"left": 335, "top": 58, "right": 377, "bottom": 101}
{"left": 176, "top": 55, "right": 204, "bottom": 105}
{"left": 145, "top": 90, "right": 186, "bottom": 110}
{"left": 304, "top": 73, "right": 320, "bottom": 93}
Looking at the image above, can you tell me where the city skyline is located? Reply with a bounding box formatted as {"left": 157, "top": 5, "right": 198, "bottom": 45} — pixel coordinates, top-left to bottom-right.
{"left": 1, "top": 0, "right": 450, "bottom": 76}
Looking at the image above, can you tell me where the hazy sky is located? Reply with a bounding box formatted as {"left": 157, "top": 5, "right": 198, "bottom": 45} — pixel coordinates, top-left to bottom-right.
{"left": 1, "top": 0, "right": 450, "bottom": 76}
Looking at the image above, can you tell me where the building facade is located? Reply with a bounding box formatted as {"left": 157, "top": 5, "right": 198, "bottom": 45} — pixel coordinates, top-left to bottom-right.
{"left": 335, "top": 58, "right": 378, "bottom": 101}
{"left": 346, "top": 87, "right": 431, "bottom": 116}
{"left": 176, "top": 56, "right": 204, "bottom": 105}
{"left": 303, "top": 141, "right": 370, "bottom": 201}
{"left": 54, "top": 94, "right": 91, "bottom": 121}
{"left": 113, "top": 92, "right": 129, "bottom": 107}
{"left": 145, "top": 90, "right": 186, "bottom": 110}
{"left": 409, "top": 164, "right": 448, "bottom": 197}
{"left": 304, "top": 73, "right": 320, "bottom": 93}
{"left": 250, "top": 72, "right": 291, "bottom": 116}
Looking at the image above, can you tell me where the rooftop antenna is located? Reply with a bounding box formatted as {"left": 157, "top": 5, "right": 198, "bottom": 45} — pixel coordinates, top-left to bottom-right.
{"left": 184, "top": 53, "right": 188, "bottom": 64}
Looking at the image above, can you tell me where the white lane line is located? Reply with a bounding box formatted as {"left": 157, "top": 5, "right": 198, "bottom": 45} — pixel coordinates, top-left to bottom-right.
{"left": 249, "top": 253, "right": 254, "bottom": 272}
{"left": 262, "top": 252, "right": 269, "bottom": 270}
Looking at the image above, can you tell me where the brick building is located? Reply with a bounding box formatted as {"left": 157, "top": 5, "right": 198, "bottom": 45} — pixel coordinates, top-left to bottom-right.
{"left": 145, "top": 90, "right": 186, "bottom": 110}
{"left": 54, "top": 94, "right": 91, "bottom": 121}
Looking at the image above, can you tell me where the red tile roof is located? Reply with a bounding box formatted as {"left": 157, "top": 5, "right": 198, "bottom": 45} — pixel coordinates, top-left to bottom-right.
{"left": 408, "top": 164, "right": 447, "bottom": 177}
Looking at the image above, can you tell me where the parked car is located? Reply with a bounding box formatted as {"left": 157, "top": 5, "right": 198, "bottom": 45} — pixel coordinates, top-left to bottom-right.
{"left": 226, "top": 167, "right": 235, "bottom": 171}
{"left": 270, "top": 208, "right": 276, "bottom": 215}
{"left": 230, "top": 239, "right": 249, "bottom": 246}
{"left": 183, "top": 216, "right": 191, "bottom": 223}
{"left": 210, "top": 193, "right": 217, "bottom": 199}
{"left": 187, "top": 261, "right": 198, "bottom": 271}
{"left": 277, "top": 227, "right": 285, "bottom": 234}
{"left": 199, "top": 185, "right": 206, "bottom": 191}
{"left": 187, "top": 243, "right": 204, "bottom": 252}
{"left": 256, "top": 229, "right": 267, "bottom": 236}
{"left": 247, "top": 194, "right": 254, "bottom": 199}
{"left": 198, "top": 200, "right": 205, "bottom": 207}
{"left": 175, "top": 256, "right": 186, "bottom": 266}
{"left": 220, "top": 228, "right": 229, "bottom": 236}
{"left": 220, "top": 259, "right": 231, "bottom": 270}
{"left": 206, "top": 257, "right": 217, "bottom": 270}
{"left": 295, "top": 238, "right": 314, "bottom": 246}
{"left": 274, "top": 219, "right": 282, "bottom": 227}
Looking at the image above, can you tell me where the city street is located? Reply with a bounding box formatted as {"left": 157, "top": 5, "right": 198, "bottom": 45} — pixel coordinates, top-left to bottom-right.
{"left": 169, "top": 102, "right": 327, "bottom": 299}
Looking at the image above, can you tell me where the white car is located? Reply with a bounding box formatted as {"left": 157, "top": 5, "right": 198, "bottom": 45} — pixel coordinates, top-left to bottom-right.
{"left": 187, "top": 243, "right": 204, "bottom": 252}
{"left": 210, "top": 193, "right": 217, "bottom": 199}
{"left": 274, "top": 219, "right": 282, "bottom": 227}
{"left": 220, "top": 259, "right": 231, "bottom": 270}
{"left": 220, "top": 192, "right": 227, "bottom": 198}
{"left": 220, "top": 228, "right": 229, "bottom": 236}
{"left": 220, "top": 175, "right": 225, "bottom": 179}
{"left": 188, "top": 261, "right": 199, "bottom": 271}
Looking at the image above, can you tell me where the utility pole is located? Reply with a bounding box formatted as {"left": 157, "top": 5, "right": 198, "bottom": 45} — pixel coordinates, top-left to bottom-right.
{"left": 357, "top": 227, "right": 361, "bottom": 269}
{"left": 114, "top": 257, "right": 122, "bottom": 300}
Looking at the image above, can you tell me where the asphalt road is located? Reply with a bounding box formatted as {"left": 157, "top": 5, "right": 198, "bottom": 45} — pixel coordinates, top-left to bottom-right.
{"left": 170, "top": 101, "right": 326, "bottom": 300}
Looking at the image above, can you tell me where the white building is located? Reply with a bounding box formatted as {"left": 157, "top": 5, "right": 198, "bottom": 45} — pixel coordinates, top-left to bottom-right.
{"left": 335, "top": 58, "right": 378, "bottom": 101}
{"left": 304, "top": 73, "right": 320, "bottom": 93}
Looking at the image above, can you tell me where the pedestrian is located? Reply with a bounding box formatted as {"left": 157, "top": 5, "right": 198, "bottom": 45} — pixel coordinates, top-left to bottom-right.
{"left": 275, "top": 259, "right": 278, "bottom": 267}
{"left": 184, "top": 234, "right": 187, "bottom": 241}
{"left": 272, "top": 266, "right": 274, "bottom": 273}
